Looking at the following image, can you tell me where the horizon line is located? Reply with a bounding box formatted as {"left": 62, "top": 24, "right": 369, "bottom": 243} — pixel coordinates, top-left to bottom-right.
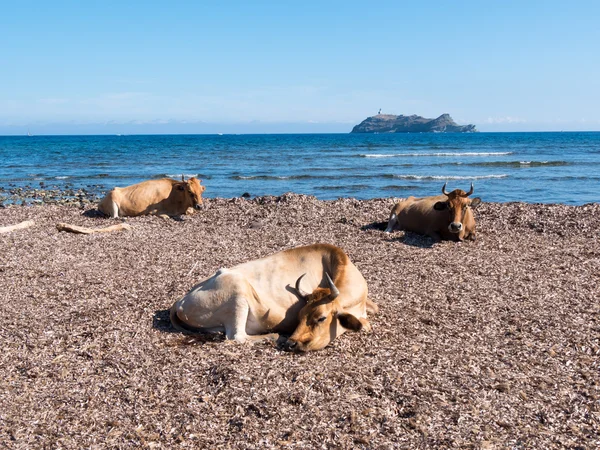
{"left": 2, "top": 130, "right": 600, "bottom": 137}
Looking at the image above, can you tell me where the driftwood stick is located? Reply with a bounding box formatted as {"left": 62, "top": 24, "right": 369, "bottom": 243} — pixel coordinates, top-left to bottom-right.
{"left": 0, "top": 220, "right": 35, "bottom": 234}
{"left": 56, "top": 222, "right": 132, "bottom": 235}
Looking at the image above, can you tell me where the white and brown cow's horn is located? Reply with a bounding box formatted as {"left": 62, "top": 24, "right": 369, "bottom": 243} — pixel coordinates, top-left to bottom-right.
{"left": 294, "top": 273, "right": 310, "bottom": 298}
{"left": 442, "top": 182, "right": 450, "bottom": 195}
{"left": 325, "top": 272, "right": 340, "bottom": 299}
{"left": 462, "top": 182, "right": 474, "bottom": 197}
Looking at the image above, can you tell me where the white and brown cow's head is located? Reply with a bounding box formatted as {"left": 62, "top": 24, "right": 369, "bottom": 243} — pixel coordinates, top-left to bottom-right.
{"left": 283, "top": 273, "right": 365, "bottom": 352}
{"left": 433, "top": 182, "right": 481, "bottom": 235}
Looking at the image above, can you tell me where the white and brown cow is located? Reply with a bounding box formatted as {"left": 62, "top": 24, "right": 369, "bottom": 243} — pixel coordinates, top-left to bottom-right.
{"left": 170, "top": 243, "right": 378, "bottom": 352}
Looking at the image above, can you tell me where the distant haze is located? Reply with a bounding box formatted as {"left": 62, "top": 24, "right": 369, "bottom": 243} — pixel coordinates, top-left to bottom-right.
{"left": 1, "top": 1, "right": 599, "bottom": 134}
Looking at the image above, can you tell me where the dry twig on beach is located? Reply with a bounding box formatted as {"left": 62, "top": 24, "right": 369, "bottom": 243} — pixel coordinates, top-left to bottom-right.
{"left": 0, "top": 220, "right": 34, "bottom": 234}
{"left": 56, "top": 222, "right": 132, "bottom": 234}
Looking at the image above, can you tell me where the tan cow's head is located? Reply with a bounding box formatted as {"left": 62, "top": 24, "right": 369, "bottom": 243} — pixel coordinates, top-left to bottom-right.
{"left": 283, "top": 273, "right": 365, "bottom": 352}
{"left": 177, "top": 176, "right": 206, "bottom": 209}
{"left": 433, "top": 182, "right": 481, "bottom": 234}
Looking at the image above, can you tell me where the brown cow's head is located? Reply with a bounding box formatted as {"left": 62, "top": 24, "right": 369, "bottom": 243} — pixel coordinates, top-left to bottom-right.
{"left": 177, "top": 176, "right": 206, "bottom": 209}
{"left": 283, "top": 273, "right": 365, "bottom": 352}
{"left": 433, "top": 182, "right": 481, "bottom": 234}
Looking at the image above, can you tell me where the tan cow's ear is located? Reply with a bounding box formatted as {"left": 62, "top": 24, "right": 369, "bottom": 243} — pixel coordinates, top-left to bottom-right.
{"left": 337, "top": 313, "right": 363, "bottom": 332}
{"left": 470, "top": 197, "right": 482, "bottom": 208}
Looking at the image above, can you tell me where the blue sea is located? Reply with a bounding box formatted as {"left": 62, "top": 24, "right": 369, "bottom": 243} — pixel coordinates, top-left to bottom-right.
{"left": 1, "top": 132, "right": 599, "bottom": 205}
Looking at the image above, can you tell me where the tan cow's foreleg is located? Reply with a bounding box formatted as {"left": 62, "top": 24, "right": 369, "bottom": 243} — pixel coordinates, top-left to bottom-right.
{"left": 359, "top": 318, "right": 372, "bottom": 333}
{"left": 384, "top": 213, "right": 398, "bottom": 233}
{"left": 100, "top": 200, "right": 119, "bottom": 218}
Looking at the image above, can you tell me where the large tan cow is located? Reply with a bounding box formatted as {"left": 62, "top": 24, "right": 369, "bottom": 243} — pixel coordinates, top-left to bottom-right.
{"left": 98, "top": 176, "right": 205, "bottom": 218}
{"left": 385, "top": 183, "right": 482, "bottom": 241}
{"left": 170, "top": 243, "right": 378, "bottom": 352}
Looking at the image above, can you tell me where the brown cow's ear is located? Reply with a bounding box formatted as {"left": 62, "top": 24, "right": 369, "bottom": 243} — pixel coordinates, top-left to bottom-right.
{"left": 337, "top": 313, "right": 363, "bottom": 332}
{"left": 470, "top": 197, "right": 482, "bottom": 208}
{"left": 433, "top": 201, "right": 448, "bottom": 211}
{"left": 176, "top": 183, "right": 185, "bottom": 191}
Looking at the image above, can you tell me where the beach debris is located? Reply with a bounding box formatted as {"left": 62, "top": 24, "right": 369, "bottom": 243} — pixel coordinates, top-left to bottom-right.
{"left": 0, "top": 220, "right": 35, "bottom": 233}
{"left": 56, "top": 222, "right": 132, "bottom": 234}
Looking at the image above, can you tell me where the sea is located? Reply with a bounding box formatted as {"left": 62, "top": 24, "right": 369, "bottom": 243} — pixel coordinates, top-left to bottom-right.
{"left": 1, "top": 132, "right": 599, "bottom": 205}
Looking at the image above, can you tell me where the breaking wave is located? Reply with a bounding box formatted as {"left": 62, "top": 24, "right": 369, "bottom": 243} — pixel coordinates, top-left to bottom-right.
{"left": 393, "top": 174, "right": 509, "bottom": 180}
{"left": 359, "top": 152, "right": 513, "bottom": 158}
{"left": 231, "top": 175, "right": 317, "bottom": 181}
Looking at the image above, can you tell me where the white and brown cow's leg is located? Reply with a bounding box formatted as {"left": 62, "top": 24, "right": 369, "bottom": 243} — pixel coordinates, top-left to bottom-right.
{"left": 223, "top": 297, "right": 280, "bottom": 344}
{"left": 224, "top": 297, "right": 251, "bottom": 342}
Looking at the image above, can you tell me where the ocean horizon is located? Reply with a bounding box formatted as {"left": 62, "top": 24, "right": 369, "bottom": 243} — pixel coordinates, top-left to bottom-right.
{"left": 1, "top": 131, "right": 599, "bottom": 205}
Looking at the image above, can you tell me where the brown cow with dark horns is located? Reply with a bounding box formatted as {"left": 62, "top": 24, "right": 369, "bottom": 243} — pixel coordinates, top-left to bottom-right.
{"left": 385, "top": 182, "right": 482, "bottom": 241}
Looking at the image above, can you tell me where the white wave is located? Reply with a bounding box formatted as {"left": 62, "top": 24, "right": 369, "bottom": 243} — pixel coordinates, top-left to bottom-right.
{"left": 362, "top": 152, "right": 512, "bottom": 158}
{"left": 237, "top": 175, "right": 290, "bottom": 180}
{"left": 166, "top": 174, "right": 199, "bottom": 179}
{"left": 55, "top": 176, "right": 70, "bottom": 179}
{"left": 394, "top": 174, "right": 509, "bottom": 180}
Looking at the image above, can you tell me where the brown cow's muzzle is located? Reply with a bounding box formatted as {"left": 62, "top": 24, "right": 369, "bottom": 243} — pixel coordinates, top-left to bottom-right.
{"left": 448, "top": 222, "right": 463, "bottom": 233}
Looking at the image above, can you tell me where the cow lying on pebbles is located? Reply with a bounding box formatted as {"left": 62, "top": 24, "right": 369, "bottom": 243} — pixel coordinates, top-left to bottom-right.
{"left": 170, "top": 243, "right": 378, "bottom": 352}
{"left": 98, "top": 176, "right": 205, "bottom": 218}
{"left": 385, "top": 182, "right": 482, "bottom": 241}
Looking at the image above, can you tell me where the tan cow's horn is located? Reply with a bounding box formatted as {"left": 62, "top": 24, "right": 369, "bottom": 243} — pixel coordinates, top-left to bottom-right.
{"left": 442, "top": 182, "right": 450, "bottom": 195}
{"left": 325, "top": 272, "right": 340, "bottom": 299}
{"left": 462, "top": 182, "right": 474, "bottom": 197}
{"left": 294, "top": 273, "right": 310, "bottom": 298}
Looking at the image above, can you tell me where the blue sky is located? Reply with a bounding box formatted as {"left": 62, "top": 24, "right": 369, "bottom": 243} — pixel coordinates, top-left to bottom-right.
{"left": 1, "top": 1, "right": 599, "bottom": 134}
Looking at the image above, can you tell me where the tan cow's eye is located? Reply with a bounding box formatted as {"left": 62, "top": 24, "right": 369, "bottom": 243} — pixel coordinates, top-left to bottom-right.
{"left": 317, "top": 316, "right": 327, "bottom": 323}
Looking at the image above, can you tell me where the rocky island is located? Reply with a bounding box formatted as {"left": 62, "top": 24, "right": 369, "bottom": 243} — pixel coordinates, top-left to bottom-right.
{"left": 351, "top": 113, "right": 477, "bottom": 133}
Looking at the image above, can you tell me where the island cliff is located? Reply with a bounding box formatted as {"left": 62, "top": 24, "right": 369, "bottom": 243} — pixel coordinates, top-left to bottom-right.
{"left": 351, "top": 113, "right": 477, "bottom": 133}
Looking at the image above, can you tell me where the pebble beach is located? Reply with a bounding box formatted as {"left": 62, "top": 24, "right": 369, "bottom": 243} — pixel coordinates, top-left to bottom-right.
{"left": 1, "top": 195, "right": 599, "bottom": 448}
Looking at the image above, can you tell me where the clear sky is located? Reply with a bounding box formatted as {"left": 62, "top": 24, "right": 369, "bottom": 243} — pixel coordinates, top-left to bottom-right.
{"left": 1, "top": 0, "right": 599, "bottom": 134}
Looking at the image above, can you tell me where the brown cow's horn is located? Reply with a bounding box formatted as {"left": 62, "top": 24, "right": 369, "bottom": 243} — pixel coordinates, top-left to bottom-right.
{"left": 442, "top": 182, "right": 450, "bottom": 195}
{"left": 462, "top": 182, "right": 474, "bottom": 197}
{"left": 181, "top": 174, "right": 185, "bottom": 182}
{"left": 325, "top": 272, "right": 340, "bottom": 299}
{"left": 294, "top": 273, "right": 310, "bottom": 298}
